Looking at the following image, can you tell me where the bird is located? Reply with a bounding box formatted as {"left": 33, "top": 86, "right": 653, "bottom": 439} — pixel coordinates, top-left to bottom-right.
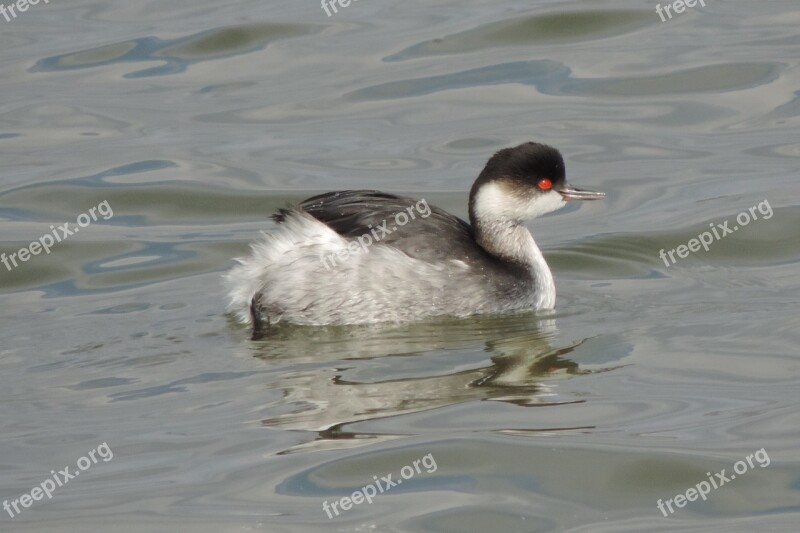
{"left": 224, "top": 142, "right": 605, "bottom": 338}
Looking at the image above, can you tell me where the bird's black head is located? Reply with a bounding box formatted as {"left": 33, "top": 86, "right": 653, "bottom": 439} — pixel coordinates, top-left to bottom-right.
{"left": 477, "top": 142, "right": 566, "bottom": 191}
{"left": 468, "top": 142, "right": 604, "bottom": 226}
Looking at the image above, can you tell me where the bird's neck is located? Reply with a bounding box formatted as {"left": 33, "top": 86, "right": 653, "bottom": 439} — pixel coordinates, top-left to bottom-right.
{"left": 473, "top": 219, "right": 556, "bottom": 309}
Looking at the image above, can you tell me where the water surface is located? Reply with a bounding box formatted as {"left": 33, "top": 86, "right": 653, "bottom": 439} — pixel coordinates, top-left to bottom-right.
{"left": 1, "top": 1, "right": 799, "bottom": 531}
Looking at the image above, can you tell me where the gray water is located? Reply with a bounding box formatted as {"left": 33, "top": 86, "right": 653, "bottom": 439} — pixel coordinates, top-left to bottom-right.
{"left": 1, "top": 0, "right": 799, "bottom": 531}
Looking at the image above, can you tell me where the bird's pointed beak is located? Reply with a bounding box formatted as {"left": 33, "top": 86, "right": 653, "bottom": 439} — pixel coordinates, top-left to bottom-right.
{"left": 558, "top": 183, "right": 605, "bottom": 201}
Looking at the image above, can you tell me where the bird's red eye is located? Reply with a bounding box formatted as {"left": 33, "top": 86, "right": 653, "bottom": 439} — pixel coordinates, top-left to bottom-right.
{"left": 538, "top": 178, "right": 553, "bottom": 190}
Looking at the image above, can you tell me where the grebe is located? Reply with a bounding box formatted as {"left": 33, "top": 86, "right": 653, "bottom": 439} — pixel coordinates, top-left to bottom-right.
{"left": 225, "top": 142, "right": 604, "bottom": 337}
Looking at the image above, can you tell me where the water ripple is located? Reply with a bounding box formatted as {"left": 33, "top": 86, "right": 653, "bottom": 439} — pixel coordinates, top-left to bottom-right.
{"left": 31, "top": 23, "right": 322, "bottom": 78}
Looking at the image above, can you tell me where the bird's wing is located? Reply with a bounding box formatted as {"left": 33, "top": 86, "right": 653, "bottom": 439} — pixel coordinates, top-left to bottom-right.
{"left": 274, "top": 190, "right": 479, "bottom": 263}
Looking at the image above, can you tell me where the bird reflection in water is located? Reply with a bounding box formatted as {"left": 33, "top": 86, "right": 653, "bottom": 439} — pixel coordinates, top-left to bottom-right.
{"left": 242, "top": 313, "right": 621, "bottom": 451}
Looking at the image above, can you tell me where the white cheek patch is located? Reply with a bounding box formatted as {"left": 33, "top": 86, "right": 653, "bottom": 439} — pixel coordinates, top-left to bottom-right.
{"left": 474, "top": 182, "right": 566, "bottom": 221}
{"left": 522, "top": 190, "right": 566, "bottom": 218}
